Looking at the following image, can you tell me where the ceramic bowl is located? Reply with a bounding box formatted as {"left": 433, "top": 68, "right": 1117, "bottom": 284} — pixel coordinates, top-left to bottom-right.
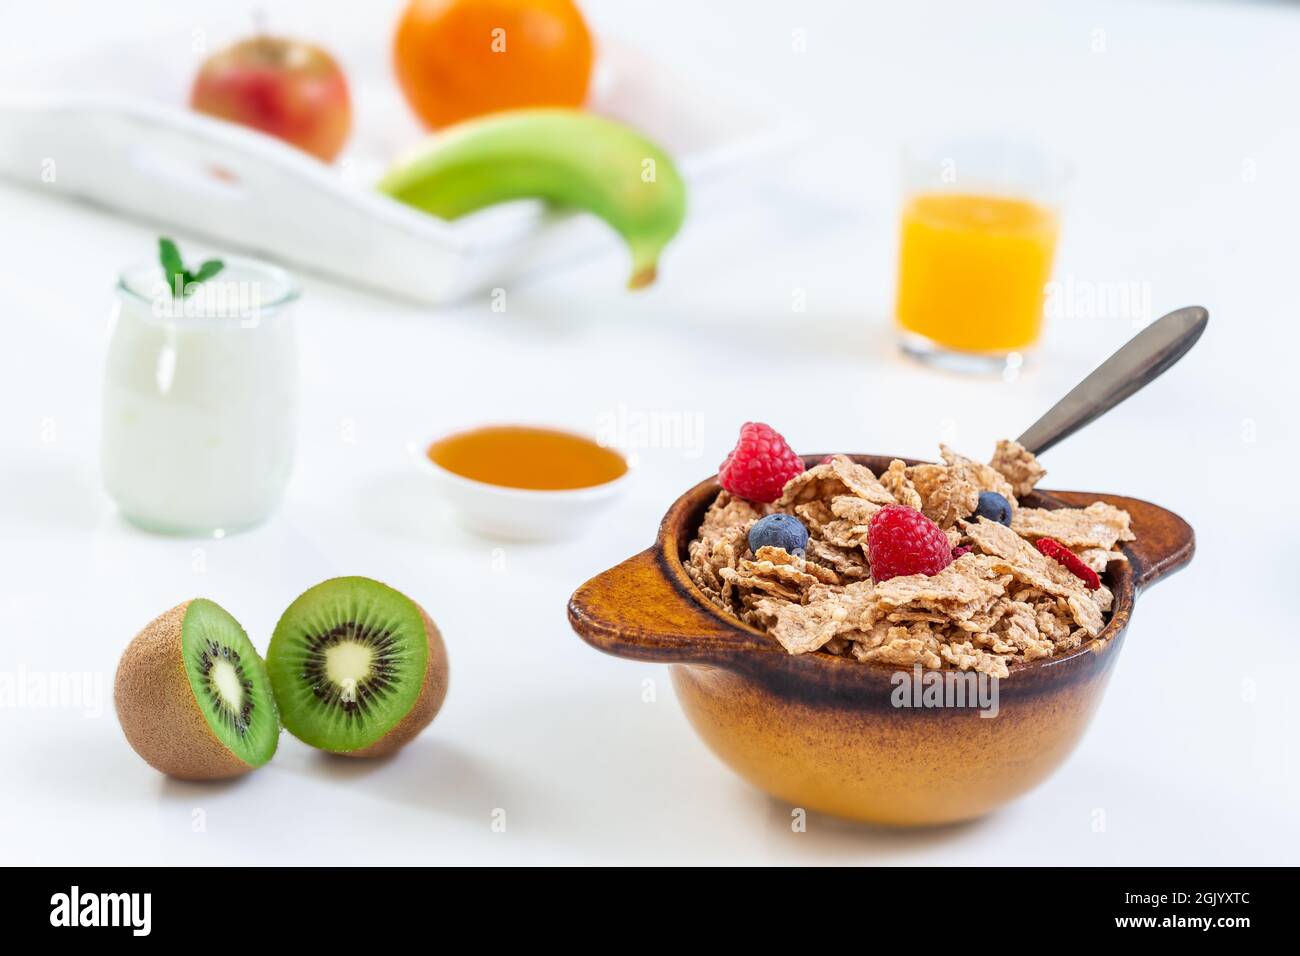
{"left": 568, "top": 455, "right": 1193, "bottom": 826}
{"left": 419, "top": 445, "right": 630, "bottom": 542}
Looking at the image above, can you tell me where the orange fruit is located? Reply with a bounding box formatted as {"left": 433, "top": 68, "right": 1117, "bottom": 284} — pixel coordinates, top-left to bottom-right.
{"left": 394, "top": 0, "right": 594, "bottom": 129}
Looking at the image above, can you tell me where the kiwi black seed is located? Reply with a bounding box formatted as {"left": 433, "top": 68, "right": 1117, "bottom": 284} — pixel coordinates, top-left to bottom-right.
{"left": 114, "top": 599, "right": 279, "bottom": 779}
{"left": 266, "top": 577, "right": 448, "bottom": 756}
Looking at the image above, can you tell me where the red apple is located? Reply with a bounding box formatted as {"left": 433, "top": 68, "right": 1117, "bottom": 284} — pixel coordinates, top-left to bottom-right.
{"left": 190, "top": 35, "right": 352, "bottom": 162}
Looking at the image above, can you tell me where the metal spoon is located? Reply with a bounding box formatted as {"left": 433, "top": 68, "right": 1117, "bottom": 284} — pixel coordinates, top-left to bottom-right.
{"left": 1016, "top": 306, "right": 1208, "bottom": 456}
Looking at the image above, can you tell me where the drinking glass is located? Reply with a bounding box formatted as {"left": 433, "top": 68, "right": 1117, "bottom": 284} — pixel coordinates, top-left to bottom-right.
{"left": 101, "top": 258, "right": 300, "bottom": 535}
{"left": 895, "top": 133, "right": 1070, "bottom": 373}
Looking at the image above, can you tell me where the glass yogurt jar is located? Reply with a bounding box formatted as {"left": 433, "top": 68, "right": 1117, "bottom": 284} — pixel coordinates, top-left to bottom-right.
{"left": 101, "top": 257, "right": 300, "bottom": 535}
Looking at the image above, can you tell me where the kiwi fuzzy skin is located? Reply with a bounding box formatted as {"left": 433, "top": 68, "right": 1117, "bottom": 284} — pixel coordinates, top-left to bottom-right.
{"left": 114, "top": 601, "right": 255, "bottom": 780}
{"left": 339, "top": 605, "right": 449, "bottom": 758}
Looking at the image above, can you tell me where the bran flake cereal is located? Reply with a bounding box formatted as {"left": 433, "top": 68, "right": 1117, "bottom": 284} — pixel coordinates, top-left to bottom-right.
{"left": 1011, "top": 502, "right": 1135, "bottom": 550}
{"left": 684, "top": 440, "right": 1132, "bottom": 677}
{"left": 990, "top": 438, "right": 1048, "bottom": 498}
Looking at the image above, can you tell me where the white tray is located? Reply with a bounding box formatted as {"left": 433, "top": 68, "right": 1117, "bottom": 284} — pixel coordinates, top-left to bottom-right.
{"left": 0, "top": 35, "right": 803, "bottom": 304}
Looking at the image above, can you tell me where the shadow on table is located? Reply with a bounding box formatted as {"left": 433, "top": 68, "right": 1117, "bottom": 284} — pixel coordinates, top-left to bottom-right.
{"left": 288, "top": 736, "right": 517, "bottom": 828}
{"left": 751, "top": 788, "right": 989, "bottom": 861}
{"left": 456, "top": 681, "right": 996, "bottom": 863}
{"left": 158, "top": 775, "right": 255, "bottom": 799}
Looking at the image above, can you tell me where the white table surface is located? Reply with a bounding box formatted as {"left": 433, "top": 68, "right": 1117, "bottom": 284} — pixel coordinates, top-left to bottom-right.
{"left": 2, "top": 0, "right": 1296, "bottom": 866}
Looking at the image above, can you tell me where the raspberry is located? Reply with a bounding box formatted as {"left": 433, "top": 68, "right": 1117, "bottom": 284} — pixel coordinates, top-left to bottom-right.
{"left": 866, "top": 504, "right": 953, "bottom": 582}
{"left": 1035, "top": 536, "right": 1101, "bottom": 590}
{"left": 951, "top": 545, "right": 973, "bottom": 559}
{"left": 718, "top": 422, "right": 804, "bottom": 503}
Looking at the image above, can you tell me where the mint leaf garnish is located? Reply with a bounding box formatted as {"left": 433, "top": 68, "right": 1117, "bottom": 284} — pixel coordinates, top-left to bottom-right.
{"left": 190, "top": 259, "right": 225, "bottom": 284}
{"left": 159, "top": 238, "right": 184, "bottom": 281}
{"left": 157, "top": 237, "right": 225, "bottom": 297}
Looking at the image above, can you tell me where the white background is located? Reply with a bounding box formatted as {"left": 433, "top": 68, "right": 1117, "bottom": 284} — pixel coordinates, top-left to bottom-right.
{"left": 1, "top": 0, "right": 1296, "bottom": 864}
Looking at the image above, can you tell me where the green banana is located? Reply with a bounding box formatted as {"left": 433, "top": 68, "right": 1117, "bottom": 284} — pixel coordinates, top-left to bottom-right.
{"left": 378, "top": 109, "right": 687, "bottom": 289}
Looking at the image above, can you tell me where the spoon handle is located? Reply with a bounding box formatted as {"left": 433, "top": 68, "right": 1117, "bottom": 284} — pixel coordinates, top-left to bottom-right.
{"left": 1016, "top": 306, "right": 1208, "bottom": 456}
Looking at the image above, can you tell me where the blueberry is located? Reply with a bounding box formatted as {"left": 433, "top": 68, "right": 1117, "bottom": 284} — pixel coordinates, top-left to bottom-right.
{"left": 748, "top": 513, "right": 809, "bottom": 556}
{"left": 975, "top": 491, "right": 1013, "bottom": 526}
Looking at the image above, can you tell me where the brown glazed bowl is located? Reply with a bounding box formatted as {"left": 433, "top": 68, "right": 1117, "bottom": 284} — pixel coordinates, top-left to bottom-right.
{"left": 568, "top": 455, "right": 1194, "bottom": 826}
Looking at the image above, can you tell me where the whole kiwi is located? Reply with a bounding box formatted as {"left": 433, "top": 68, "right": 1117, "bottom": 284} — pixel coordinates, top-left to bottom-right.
{"left": 266, "top": 576, "right": 448, "bottom": 757}
{"left": 114, "top": 599, "right": 279, "bottom": 780}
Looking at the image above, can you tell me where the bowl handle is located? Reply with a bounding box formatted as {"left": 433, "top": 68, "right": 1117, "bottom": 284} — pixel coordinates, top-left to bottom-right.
{"left": 568, "top": 548, "right": 765, "bottom": 663}
{"left": 1047, "top": 491, "right": 1194, "bottom": 591}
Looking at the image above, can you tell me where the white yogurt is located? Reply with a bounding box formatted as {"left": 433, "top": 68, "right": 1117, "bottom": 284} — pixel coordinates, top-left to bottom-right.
{"left": 101, "top": 260, "right": 299, "bottom": 534}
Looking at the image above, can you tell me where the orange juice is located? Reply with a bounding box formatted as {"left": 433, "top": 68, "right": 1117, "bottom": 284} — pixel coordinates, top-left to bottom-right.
{"left": 895, "top": 192, "right": 1058, "bottom": 353}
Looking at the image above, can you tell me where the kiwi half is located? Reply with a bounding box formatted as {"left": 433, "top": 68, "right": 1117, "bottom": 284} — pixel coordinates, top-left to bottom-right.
{"left": 267, "top": 577, "right": 448, "bottom": 756}
{"left": 114, "top": 599, "right": 279, "bottom": 779}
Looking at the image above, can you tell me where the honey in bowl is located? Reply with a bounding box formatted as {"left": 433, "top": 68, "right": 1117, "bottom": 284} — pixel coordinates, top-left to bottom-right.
{"left": 427, "top": 426, "right": 627, "bottom": 491}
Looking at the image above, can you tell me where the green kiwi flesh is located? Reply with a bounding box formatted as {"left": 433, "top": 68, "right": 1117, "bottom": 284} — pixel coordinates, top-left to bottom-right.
{"left": 181, "top": 598, "right": 280, "bottom": 767}
{"left": 115, "top": 598, "right": 278, "bottom": 779}
{"left": 267, "top": 577, "right": 434, "bottom": 753}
